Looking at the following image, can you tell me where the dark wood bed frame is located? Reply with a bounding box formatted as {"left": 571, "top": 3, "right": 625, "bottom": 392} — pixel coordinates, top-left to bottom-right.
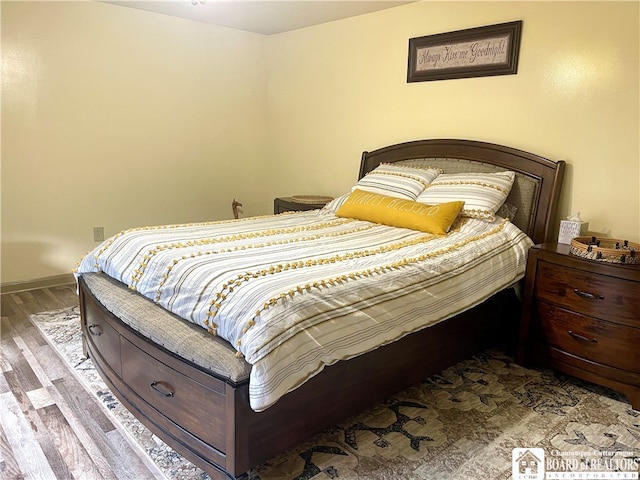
{"left": 78, "top": 139, "right": 565, "bottom": 479}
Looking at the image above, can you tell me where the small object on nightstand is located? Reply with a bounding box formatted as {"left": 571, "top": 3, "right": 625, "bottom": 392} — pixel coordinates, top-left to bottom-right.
{"left": 570, "top": 236, "right": 639, "bottom": 264}
{"left": 517, "top": 242, "right": 640, "bottom": 410}
{"left": 231, "top": 199, "right": 243, "bottom": 219}
{"left": 274, "top": 195, "right": 333, "bottom": 214}
{"left": 558, "top": 212, "right": 589, "bottom": 244}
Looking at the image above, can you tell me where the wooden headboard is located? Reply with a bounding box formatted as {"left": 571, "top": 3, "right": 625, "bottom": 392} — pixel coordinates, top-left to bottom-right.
{"left": 359, "top": 139, "right": 565, "bottom": 245}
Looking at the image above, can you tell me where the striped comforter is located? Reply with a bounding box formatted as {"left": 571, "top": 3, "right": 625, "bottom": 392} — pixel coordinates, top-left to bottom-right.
{"left": 76, "top": 207, "right": 533, "bottom": 411}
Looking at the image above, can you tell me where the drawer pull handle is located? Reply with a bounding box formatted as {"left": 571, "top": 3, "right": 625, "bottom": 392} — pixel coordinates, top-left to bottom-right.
{"left": 568, "top": 330, "right": 598, "bottom": 343}
{"left": 87, "top": 324, "right": 102, "bottom": 336}
{"left": 573, "top": 289, "right": 604, "bottom": 301}
{"left": 150, "top": 381, "right": 174, "bottom": 398}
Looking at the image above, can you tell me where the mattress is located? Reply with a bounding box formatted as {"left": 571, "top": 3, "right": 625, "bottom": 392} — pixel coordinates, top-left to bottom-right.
{"left": 76, "top": 207, "right": 533, "bottom": 411}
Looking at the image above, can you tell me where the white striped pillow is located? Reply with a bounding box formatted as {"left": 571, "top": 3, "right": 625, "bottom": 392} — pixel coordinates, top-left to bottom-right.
{"left": 323, "top": 193, "right": 350, "bottom": 213}
{"left": 353, "top": 164, "right": 442, "bottom": 200}
{"left": 416, "top": 171, "right": 515, "bottom": 221}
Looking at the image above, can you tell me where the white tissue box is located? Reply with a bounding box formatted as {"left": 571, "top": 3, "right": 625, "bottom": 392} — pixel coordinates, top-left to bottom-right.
{"left": 558, "top": 220, "right": 589, "bottom": 244}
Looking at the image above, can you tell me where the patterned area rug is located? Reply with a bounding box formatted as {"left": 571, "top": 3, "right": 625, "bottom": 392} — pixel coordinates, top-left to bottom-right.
{"left": 31, "top": 308, "right": 640, "bottom": 480}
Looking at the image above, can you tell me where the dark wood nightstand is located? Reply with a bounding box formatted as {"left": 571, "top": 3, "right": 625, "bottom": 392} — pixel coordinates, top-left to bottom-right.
{"left": 517, "top": 242, "right": 640, "bottom": 410}
{"left": 274, "top": 196, "right": 333, "bottom": 214}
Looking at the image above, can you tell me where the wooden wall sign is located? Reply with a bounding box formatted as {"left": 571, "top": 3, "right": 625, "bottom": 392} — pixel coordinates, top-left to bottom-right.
{"left": 407, "top": 21, "right": 522, "bottom": 82}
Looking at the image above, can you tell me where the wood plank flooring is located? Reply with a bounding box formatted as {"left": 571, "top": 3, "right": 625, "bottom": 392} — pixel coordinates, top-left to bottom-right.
{"left": 0, "top": 285, "right": 166, "bottom": 480}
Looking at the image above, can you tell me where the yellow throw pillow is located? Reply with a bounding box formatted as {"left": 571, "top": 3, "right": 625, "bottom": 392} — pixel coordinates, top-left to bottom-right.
{"left": 336, "top": 189, "right": 464, "bottom": 234}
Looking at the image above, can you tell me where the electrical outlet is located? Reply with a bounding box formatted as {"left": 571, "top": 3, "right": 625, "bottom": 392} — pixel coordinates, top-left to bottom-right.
{"left": 93, "top": 226, "right": 105, "bottom": 242}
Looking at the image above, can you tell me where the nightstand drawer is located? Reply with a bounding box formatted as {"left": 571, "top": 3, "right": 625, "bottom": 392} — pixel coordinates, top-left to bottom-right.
{"left": 535, "top": 260, "right": 639, "bottom": 326}
{"left": 536, "top": 301, "right": 640, "bottom": 372}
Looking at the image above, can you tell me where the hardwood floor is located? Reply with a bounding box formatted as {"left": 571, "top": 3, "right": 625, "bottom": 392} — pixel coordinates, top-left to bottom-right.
{"left": 1, "top": 285, "right": 165, "bottom": 479}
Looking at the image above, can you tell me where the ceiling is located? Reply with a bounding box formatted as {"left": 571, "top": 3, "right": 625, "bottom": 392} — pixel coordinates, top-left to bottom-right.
{"left": 103, "top": 1, "right": 415, "bottom": 35}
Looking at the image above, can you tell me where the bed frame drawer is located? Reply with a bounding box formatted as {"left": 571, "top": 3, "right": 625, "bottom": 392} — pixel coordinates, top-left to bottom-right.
{"left": 82, "top": 290, "right": 122, "bottom": 378}
{"left": 79, "top": 276, "right": 235, "bottom": 479}
{"left": 120, "top": 337, "right": 228, "bottom": 454}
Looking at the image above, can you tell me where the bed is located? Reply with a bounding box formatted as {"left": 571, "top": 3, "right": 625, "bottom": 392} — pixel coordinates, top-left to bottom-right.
{"left": 76, "top": 139, "right": 565, "bottom": 479}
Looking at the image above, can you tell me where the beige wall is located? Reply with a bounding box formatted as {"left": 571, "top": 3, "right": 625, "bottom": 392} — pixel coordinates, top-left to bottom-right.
{"left": 2, "top": 1, "right": 639, "bottom": 285}
{"left": 267, "top": 1, "right": 639, "bottom": 241}
{"left": 1, "top": 1, "right": 269, "bottom": 284}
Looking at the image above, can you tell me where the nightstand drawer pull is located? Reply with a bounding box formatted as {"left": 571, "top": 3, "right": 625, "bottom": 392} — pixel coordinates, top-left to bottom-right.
{"left": 568, "top": 330, "right": 598, "bottom": 343}
{"left": 150, "top": 381, "right": 174, "bottom": 398}
{"left": 573, "top": 288, "right": 604, "bottom": 301}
